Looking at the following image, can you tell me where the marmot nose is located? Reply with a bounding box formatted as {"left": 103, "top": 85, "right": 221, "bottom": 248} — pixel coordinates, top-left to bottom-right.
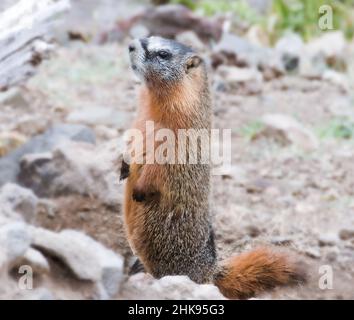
{"left": 128, "top": 43, "right": 136, "bottom": 53}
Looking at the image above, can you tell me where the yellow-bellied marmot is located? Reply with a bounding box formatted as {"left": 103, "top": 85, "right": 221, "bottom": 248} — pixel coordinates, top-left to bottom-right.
{"left": 121, "top": 36, "right": 306, "bottom": 299}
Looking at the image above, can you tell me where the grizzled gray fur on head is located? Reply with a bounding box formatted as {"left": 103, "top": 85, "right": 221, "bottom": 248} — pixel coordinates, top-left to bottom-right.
{"left": 128, "top": 36, "right": 203, "bottom": 86}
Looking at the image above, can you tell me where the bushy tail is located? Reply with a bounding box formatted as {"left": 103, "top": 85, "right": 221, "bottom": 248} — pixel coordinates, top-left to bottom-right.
{"left": 214, "top": 247, "right": 307, "bottom": 299}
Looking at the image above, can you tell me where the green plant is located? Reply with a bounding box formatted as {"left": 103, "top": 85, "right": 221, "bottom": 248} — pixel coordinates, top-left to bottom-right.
{"left": 170, "top": 0, "right": 198, "bottom": 10}
{"left": 240, "top": 120, "right": 265, "bottom": 140}
{"left": 270, "top": 0, "right": 354, "bottom": 42}
{"left": 318, "top": 118, "right": 354, "bottom": 139}
{"left": 169, "top": 0, "right": 354, "bottom": 42}
{"left": 171, "top": 0, "right": 262, "bottom": 24}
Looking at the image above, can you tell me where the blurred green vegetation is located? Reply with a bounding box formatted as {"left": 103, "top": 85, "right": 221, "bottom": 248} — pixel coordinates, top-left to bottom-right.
{"left": 240, "top": 120, "right": 265, "bottom": 140}
{"left": 171, "top": 0, "right": 262, "bottom": 22}
{"left": 318, "top": 118, "right": 354, "bottom": 139}
{"left": 168, "top": 0, "right": 354, "bottom": 43}
{"left": 271, "top": 0, "right": 354, "bottom": 41}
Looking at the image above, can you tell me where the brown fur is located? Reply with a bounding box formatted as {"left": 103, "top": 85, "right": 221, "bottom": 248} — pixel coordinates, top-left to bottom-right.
{"left": 215, "top": 247, "right": 306, "bottom": 299}
{"left": 123, "top": 38, "right": 307, "bottom": 298}
{"left": 124, "top": 67, "right": 210, "bottom": 272}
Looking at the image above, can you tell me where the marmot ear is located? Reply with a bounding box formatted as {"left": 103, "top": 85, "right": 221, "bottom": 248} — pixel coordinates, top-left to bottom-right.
{"left": 185, "top": 55, "right": 202, "bottom": 73}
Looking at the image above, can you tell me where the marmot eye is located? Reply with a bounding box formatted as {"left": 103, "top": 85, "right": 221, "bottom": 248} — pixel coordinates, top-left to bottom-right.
{"left": 157, "top": 50, "right": 170, "bottom": 59}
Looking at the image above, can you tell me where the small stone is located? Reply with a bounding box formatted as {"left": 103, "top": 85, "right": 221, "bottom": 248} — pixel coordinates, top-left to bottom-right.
{"left": 271, "top": 236, "right": 293, "bottom": 246}
{"left": 95, "top": 125, "right": 118, "bottom": 140}
{"left": 323, "top": 70, "right": 350, "bottom": 92}
{"left": 303, "top": 247, "right": 321, "bottom": 259}
{"left": 0, "top": 124, "right": 95, "bottom": 186}
{"left": 0, "top": 87, "right": 24, "bottom": 105}
{"left": 17, "top": 248, "right": 50, "bottom": 274}
{"left": 306, "top": 31, "right": 346, "bottom": 62}
{"left": 18, "top": 139, "right": 124, "bottom": 206}
{"left": 0, "top": 222, "right": 31, "bottom": 263}
{"left": 339, "top": 228, "right": 354, "bottom": 240}
{"left": 66, "top": 107, "right": 132, "bottom": 129}
{"left": 0, "top": 131, "right": 27, "bottom": 157}
{"left": 30, "top": 227, "right": 124, "bottom": 298}
{"left": 176, "top": 31, "right": 205, "bottom": 52}
{"left": 219, "top": 165, "right": 247, "bottom": 182}
{"left": 120, "top": 274, "right": 225, "bottom": 300}
{"left": 300, "top": 31, "right": 346, "bottom": 78}
{"left": 36, "top": 199, "right": 57, "bottom": 218}
{"left": 19, "top": 139, "right": 123, "bottom": 206}
{"left": 260, "top": 114, "right": 319, "bottom": 151}
{"left": 318, "top": 234, "right": 338, "bottom": 247}
{"left": 15, "top": 287, "right": 54, "bottom": 300}
{"left": 275, "top": 33, "right": 304, "bottom": 72}
{"left": 213, "top": 32, "right": 284, "bottom": 79}
{"left": 245, "top": 225, "right": 261, "bottom": 238}
{"left": 216, "top": 66, "right": 263, "bottom": 95}
{"left": 325, "top": 250, "right": 338, "bottom": 262}
{"left": 129, "top": 24, "right": 149, "bottom": 39}
{"left": 245, "top": 178, "right": 272, "bottom": 194}
{"left": 0, "top": 183, "right": 38, "bottom": 223}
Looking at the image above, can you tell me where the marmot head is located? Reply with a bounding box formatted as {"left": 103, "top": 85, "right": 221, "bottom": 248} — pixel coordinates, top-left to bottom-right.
{"left": 128, "top": 36, "right": 204, "bottom": 89}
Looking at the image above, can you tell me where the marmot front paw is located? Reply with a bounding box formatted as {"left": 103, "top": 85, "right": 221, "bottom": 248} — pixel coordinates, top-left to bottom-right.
{"left": 120, "top": 159, "right": 130, "bottom": 181}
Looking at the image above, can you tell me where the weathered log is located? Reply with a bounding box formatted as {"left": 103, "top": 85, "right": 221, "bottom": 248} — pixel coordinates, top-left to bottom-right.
{"left": 0, "top": 0, "right": 71, "bottom": 91}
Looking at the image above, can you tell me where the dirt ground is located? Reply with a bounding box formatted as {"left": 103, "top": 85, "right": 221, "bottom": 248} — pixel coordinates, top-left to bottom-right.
{"left": 2, "top": 41, "right": 345, "bottom": 299}
{"left": 1, "top": 0, "right": 354, "bottom": 301}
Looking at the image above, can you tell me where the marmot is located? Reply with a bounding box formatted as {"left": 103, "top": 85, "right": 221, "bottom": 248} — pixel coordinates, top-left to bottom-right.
{"left": 121, "top": 36, "right": 306, "bottom": 299}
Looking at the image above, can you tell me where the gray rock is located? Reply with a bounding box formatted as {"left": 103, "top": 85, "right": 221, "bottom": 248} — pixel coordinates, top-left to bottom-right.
{"left": 15, "top": 287, "right": 54, "bottom": 300}
{"left": 0, "top": 247, "right": 7, "bottom": 271}
{"left": 66, "top": 107, "right": 132, "bottom": 129}
{"left": 0, "top": 204, "right": 22, "bottom": 224}
{"left": 0, "top": 183, "right": 38, "bottom": 223}
{"left": 16, "top": 248, "right": 50, "bottom": 274}
{"left": 18, "top": 140, "right": 123, "bottom": 205}
{"left": 0, "top": 272, "right": 18, "bottom": 299}
{"left": 300, "top": 31, "right": 346, "bottom": 78}
{"left": 215, "top": 65, "right": 263, "bottom": 95}
{"left": 213, "top": 33, "right": 257, "bottom": 66}
{"left": 302, "top": 247, "right": 321, "bottom": 259}
{"left": 120, "top": 273, "right": 225, "bottom": 300}
{"left": 129, "top": 24, "right": 149, "bottom": 39}
{"left": 339, "top": 228, "right": 354, "bottom": 240}
{"left": 275, "top": 33, "right": 304, "bottom": 72}
{"left": 0, "top": 124, "right": 95, "bottom": 186}
{"left": 306, "top": 31, "right": 346, "bottom": 63}
{"left": 0, "top": 222, "right": 31, "bottom": 263}
{"left": 271, "top": 236, "right": 293, "bottom": 246}
{"left": 133, "top": 4, "right": 222, "bottom": 42}
{"left": 318, "top": 234, "right": 339, "bottom": 247}
{"left": 213, "top": 33, "right": 284, "bottom": 79}
{"left": 260, "top": 114, "right": 319, "bottom": 151}
{"left": 322, "top": 70, "right": 350, "bottom": 92}
{"left": 0, "top": 87, "right": 26, "bottom": 106}
{"left": 245, "top": 225, "right": 262, "bottom": 238}
{"left": 30, "top": 227, "right": 124, "bottom": 298}
{"left": 36, "top": 198, "right": 57, "bottom": 218}
{"left": 176, "top": 31, "right": 205, "bottom": 52}
{"left": 299, "top": 52, "right": 327, "bottom": 79}
{"left": 325, "top": 249, "right": 338, "bottom": 262}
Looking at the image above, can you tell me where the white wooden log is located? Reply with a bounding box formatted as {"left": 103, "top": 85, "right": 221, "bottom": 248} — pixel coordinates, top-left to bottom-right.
{"left": 0, "top": 0, "right": 71, "bottom": 91}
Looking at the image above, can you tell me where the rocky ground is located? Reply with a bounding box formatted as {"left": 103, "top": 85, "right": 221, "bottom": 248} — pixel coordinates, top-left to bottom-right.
{"left": 1, "top": 1, "right": 354, "bottom": 300}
